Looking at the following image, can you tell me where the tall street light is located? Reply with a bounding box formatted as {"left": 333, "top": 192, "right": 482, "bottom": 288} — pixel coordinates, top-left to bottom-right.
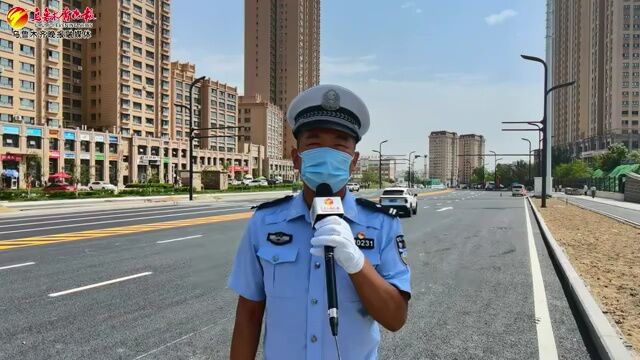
{"left": 378, "top": 140, "right": 388, "bottom": 189}
{"left": 408, "top": 151, "right": 416, "bottom": 188}
{"left": 521, "top": 54, "right": 575, "bottom": 207}
{"left": 489, "top": 150, "right": 497, "bottom": 189}
{"left": 188, "top": 76, "right": 206, "bottom": 201}
{"left": 411, "top": 154, "right": 422, "bottom": 188}
{"left": 521, "top": 138, "right": 532, "bottom": 186}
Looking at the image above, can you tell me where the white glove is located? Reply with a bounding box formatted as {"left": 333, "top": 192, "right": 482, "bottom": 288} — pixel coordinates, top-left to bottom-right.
{"left": 310, "top": 216, "right": 365, "bottom": 274}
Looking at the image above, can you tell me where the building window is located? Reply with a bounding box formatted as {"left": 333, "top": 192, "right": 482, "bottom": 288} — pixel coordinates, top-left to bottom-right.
{"left": 0, "top": 38, "right": 12, "bottom": 51}
{"left": 0, "top": 75, "right": 11, "bottom": 88}
{"left": 20, "top": 98, "right": 35, "bottom": 109}
{"left": 20, "top": 80, "right": 35, "bottom": 92}
{"left": 48, "top": 50, "right": 60, "bottom": 61}
{"left": 20, "top": 44, "right": 35, "bottom": 56}
{"left": 133, "top": 115, "right": 142, "bottom": 124}
{"left": 48, "top": 67, "right": 59, "bottom": 78}
{"left": 0, "top": 95, "right": 12, "bottom": 106}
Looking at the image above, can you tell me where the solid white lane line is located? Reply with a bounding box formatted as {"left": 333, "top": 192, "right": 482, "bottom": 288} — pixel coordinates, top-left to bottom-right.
{"left": 157, "top": 235, "right": 203, "bottom": 244}
{"left": 0, "top": 261, "right": 35, "bottom": 270}
{"left": 436, "top": 207, "right": 453, "bottom": 212}
{"left": 0, "top": 207, "right": 249, "bottom": 235}
{"left": 423, "top": 206, "right": 430, "bottom": 209}
{"left": 48, "top": 272, "right": 153, "bottom": 297}
{"left": 0, "top": 204, "right": 227, "bottom": 228}
{"left": 0, "top": 204, "right": 181, "bottom": 224}
{"left": 524, "top": 199, "right": 558, "bottom": 359}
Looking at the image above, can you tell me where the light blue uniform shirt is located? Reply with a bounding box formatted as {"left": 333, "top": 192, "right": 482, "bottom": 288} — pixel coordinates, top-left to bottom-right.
{"left": 228, "top": 191, "right": 411, "bottom": 360}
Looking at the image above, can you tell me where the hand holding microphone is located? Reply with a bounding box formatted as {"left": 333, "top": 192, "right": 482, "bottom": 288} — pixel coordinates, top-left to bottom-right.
{"left": 310, "top": 216, "right": 364, "bottom": 274}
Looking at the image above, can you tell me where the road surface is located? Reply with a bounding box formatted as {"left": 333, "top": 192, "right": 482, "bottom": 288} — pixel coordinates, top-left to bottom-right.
{"left": 0, "top": 191, "right": 596, "bottom": 359}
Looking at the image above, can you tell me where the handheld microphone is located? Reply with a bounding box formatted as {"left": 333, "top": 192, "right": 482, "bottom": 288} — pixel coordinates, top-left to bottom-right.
{"left": 310, "top": 183, "right": 343, "bottom": 337}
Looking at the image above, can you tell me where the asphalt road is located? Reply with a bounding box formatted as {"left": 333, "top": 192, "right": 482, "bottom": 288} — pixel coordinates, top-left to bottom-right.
{"left": 0, "top": 191, "right": 596, "bottom": 359}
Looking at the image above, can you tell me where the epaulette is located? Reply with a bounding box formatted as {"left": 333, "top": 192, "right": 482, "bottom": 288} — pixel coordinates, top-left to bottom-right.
{"left": 355, "top": 198, "right": 399, "bottom": 217}
{"left": 251, "top": 195, "right": 294, "bottom": 210}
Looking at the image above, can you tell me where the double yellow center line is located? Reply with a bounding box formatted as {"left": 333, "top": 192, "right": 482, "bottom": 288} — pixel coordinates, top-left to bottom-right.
{"left": 0, "top": 211, "right": 252, "bottom": 251}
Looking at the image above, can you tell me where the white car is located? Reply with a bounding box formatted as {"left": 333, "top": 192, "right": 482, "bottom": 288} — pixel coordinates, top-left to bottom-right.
{"left": 247, "top": 179, "right": 268, "bottom": 187}
{"left": 379, "top": 187, "right": 418, "bottom": 217}
{"left": 347, "top": 183, "right": 360, "bottom": 192}
{"left": 88, "top": 181, "right": 117, "bottom": 191}
{"left": 512, "top": 184, "right": 527, "bottom": 197}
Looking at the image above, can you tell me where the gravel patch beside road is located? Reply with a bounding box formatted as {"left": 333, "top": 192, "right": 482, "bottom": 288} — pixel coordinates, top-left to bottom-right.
{"left": 533, "top": 198, "right": 640, "bottom": 355}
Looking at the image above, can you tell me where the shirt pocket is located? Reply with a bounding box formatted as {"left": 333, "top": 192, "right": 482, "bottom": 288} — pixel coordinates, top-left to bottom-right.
{"left": 339, "top": 250, "right": 381, "bottom": 302}
{"left": 257, "top": 246, "right": 306, "bottom": 298}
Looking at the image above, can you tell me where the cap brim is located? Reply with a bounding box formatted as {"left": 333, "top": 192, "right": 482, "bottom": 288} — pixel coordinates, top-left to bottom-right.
{"left": 294, "top": 120, "right": 360, "bottom": 142}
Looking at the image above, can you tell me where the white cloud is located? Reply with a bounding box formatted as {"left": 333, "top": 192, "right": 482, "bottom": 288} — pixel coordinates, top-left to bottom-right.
{"left": 321, "top": 55, "right": 379, "bottom": 77}
{"left": 484, "top": 9, "right": 518, "bottom": 26}
{"left": 415, "top": 8, "right": 423, "bottom": 14}
{"left": 400, "top": 2, "right": 415, "bottom": 9}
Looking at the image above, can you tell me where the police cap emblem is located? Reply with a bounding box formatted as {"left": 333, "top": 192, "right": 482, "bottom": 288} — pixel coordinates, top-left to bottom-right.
{"left": 321, "top": 89, "right": 341, "bottom": 111}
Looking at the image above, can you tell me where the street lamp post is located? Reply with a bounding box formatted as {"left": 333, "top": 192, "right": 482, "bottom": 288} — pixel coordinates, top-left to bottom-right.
{"left": 408, "top": 151, "right": 416, "bottom": 188}
{"left": 186, "top": 76, "right": 206, "bottom": 201}
{"left": 521, "top": 138, "right": 532, "bottom": 185}
{"left": 378, "top": 140, "right": 388, "bottom": 189}
{"left": 521, "top": 54, "right": 575, "bottom": 207}
{"left": 489, "top": 151, "right": 497, "bottom": 189}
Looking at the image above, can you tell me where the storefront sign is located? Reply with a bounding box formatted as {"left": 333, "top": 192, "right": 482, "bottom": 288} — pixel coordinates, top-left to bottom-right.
{"left": 64, "top": 152, "right": 75, "bottom": 159}
{"left": 2, "top": 125, "right": 20, "bottom": 135}
{"left": 49, "top": 129, "right": 59, "bottom": 136}
{"left": 95, "top": 154, "right": 105, "bottom": 161}
{"left": 80, "top": 133, "right": 90, "bottom": 141}
{"left": 228, "top": 165, "right": 250, "bottom": 173}
{"left": 163, "top": 157, "right": 169, "bottom": 164}
{"left": 26, "top": 128, "right": 42, "bottom": 137}
{"left": 139, "top": 155, "right": 160, "bottom": 165}
{"left": 108, "top": 155, "right": 118, "bottom": 161}
{"left": 63, "top": 131, "right": 76, "bottom": 140}
{"left": 108, "top": 135, "right": 118, "bottom": 143}
{"left": 94, "top": 135, "right": 104, "bottom": 142}
{"left": 49, "top": 150, "right": 60, "bottom": 159}
{"left": 80, "top": 153, "right": 90, "bottom": 160}
{"left": 0, "top": 154, "right": 22, "bottom": 161}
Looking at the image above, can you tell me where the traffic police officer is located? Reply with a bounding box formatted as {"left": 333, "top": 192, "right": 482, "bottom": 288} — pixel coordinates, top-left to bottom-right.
{"left": 228, "top": 84, "right": 411, "bottom": 360}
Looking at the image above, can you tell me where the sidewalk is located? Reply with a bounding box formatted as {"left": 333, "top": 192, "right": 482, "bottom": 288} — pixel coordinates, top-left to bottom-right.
{"left": 554, "top": 192, "right": 640, "bottom": 226}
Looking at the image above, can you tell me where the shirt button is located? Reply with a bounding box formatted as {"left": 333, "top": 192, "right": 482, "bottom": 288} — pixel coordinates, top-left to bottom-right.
{"left": 272, "top": 255, "right": 279, "bottom": 263}
{"left": 311, "top": 298, "right": 318, "bottom": 305}
{"left": 310, "top": 335, "right": 317, "bottom": 343}
{"left": 314, "top": 262, "right": 321, "bottom": 269}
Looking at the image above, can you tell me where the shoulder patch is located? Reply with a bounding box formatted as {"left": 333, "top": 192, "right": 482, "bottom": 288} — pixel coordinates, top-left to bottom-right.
{"left": 252, "top": 195, "right": 294, "bottom": 210}
{"left": 355, "top": 198, "right": 399, "bottom": 217}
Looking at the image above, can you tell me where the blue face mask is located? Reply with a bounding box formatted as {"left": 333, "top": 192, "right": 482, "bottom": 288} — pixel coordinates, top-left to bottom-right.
{"left": 299, "top": 147, "right": 354, "bottom": 193}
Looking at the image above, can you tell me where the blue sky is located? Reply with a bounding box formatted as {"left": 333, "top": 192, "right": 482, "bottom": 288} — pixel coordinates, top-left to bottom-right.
{"left": 172, "top": 1, "right": 547, "bottom": 171}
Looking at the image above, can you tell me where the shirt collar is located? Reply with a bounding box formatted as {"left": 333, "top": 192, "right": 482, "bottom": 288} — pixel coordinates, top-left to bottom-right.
{"left": 286, "top": 190, "right": 361, "bottom": 225}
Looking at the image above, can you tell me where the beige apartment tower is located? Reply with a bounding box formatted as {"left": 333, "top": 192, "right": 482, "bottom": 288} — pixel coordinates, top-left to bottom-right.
{"left": 244, "top": 0, "right": 320, "bottom": 159}
{"left": 238, "top": 94, "right": 284, "bottom": 160}
{"left": 457, "top": 134, "right": 485, "bottom": 185}
{"left": 551, "top": 0, "right": 640, "bottom": 156}
{"left": 428, "top": 131, "right": 458, "bottom": 187}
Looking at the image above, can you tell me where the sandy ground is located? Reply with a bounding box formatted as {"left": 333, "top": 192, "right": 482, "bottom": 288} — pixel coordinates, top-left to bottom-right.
{"left": 533, "top": 198, "right": 640, "bottom": 355}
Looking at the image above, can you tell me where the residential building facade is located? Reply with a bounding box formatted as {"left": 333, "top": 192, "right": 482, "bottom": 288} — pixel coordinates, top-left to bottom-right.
{"left": 457, "top": 134, "right": 485, "bottom": 185}
{"left": 429, "top": 131, "right": 458, "bottom": 187}
{"left": 550, "top": 0, "right": 640, "bottom": 158}
{"left": 244, "top": 0, "right": 320, "bottom": 158}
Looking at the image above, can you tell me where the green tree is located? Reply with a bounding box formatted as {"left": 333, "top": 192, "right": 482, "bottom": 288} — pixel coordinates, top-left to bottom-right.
{"left": 627, "top": 150, "right": 640, "bottom": 164}
{"left": 80, "top": 163, "right": 90, "bottom": 185}
{"left": 471, "top": 166, "right": 487, "bottom": 185}
{"left": 360, "top": 169, "right": 378, "bottom": 187}
{"left": 553, "top": 160, "right": 592, "bottom": 183}
{"left": 600, "top": 143, "right": 629, "bottom": 172}
{"left": 24, "top": 154, "right": 42, "bottom": 185}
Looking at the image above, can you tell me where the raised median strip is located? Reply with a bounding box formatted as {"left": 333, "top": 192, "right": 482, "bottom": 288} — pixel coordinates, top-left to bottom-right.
{"left": 527, "top": 197, "right": 634, "bottom": 360}
{"left": 0, "top": 211, "right": 252, "bottom": 252}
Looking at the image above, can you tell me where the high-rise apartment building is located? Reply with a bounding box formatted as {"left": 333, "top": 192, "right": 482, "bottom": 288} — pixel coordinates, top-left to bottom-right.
{"left": 354, "top": 155, "right": 397, "bottom": 184}
{"left": 244, "top": 0, "right": 320, "bottom": 158}
{"left": 551, "top": 0, "right": 640, "bottom": 157}
{"left": 0, "top": 0, "right": 64, "bottom": 128}
{"left": 86, "top": 0, "right": 171, "bottom": 138}
{"left": 170, "top": 61, "right": 239, "bottom": 154}
{"left": 457, "top": 134, "right": 485, "bottom": 185}
{"left": 238, "top": 94, "right": 284, "bottom": 160}
{"left": 428, "top": 131, "right": 458, "bottom": 187}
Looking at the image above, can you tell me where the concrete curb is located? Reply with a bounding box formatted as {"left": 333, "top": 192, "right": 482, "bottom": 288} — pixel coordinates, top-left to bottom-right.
{"left": 565, "top": 199, "right": 640, "bottom": 229}
{"left": 526, "top": 197, "right": 635, "bottom": 360}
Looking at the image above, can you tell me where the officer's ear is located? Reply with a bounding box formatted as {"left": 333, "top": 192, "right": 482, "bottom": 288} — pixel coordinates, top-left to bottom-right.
{"left": 350, "top": 151, "right": 360, "bottom": 174}
{"left": 292, "top": 147, "right": 301, "bottom": 171}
